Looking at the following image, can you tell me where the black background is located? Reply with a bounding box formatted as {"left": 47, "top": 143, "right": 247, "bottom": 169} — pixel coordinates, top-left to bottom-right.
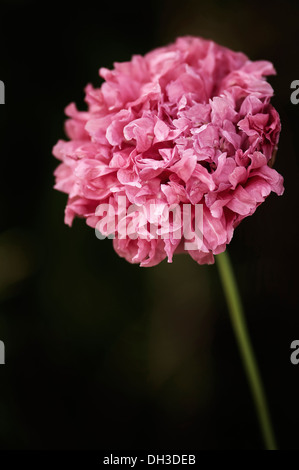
{"left": 0, "top": 0, "right": 298, "bottom": 450}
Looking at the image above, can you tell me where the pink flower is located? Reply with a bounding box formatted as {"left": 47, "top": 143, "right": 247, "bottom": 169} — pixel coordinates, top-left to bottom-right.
{"left": 53, "top": 36, "right": 284, "bottom": 267}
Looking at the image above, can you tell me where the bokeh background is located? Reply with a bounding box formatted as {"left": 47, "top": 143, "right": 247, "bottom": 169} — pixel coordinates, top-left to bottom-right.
{"left": 0, "top": 0, "right": 298, "bottom": 450}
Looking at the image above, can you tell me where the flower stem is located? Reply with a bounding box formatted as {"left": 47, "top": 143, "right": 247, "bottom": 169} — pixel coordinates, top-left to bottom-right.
{"left": 215, "top": 250, "right": 277, "bottom": 450}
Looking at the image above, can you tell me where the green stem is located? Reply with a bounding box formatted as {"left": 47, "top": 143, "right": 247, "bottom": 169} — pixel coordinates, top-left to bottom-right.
{"left": 216, "top": 250, "right": 277, "bottom": 450}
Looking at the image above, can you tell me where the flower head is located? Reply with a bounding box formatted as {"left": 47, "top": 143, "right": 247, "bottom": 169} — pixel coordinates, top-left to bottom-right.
{"left": 53, "top": 36, "right": 284, "bottom": 266}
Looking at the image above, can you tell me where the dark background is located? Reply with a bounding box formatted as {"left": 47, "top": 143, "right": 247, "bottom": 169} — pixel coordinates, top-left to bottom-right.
{"left": 0, "top": 0, "right": 298, "bottom": 450}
